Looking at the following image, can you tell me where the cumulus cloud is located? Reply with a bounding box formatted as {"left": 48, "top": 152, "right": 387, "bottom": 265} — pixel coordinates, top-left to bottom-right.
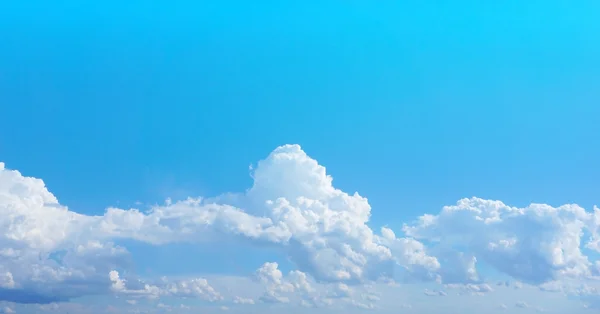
{"left": 254, "top": 262, "right": 295, "bottom": 304}
{"left": 0, "top": 163, "right": 112, "bottom": 303}
{"left": 404, "top": 198, "right": 600, "bottom": 285}
{"left": 0, "top": 144, "right": 599, "bottom": 308}
{"left": 0, "top": 144, "right": 431, "bottom": 303}
{"left": 108, "top": 270, "right": 222, "bottom": 302}
{"left": 253, "top": 262, "right": 334, "bottom": 307}
{"left": 163, "top": 277, "right": 223, "bottom": 302}
{"left": 252, "top": 262, "right": 377, "bottom": 309}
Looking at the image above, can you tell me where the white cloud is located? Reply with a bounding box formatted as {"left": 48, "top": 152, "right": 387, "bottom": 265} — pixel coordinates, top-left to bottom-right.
{"left": 252, "top": 262, "right": 383, "bottom": 309}
{"left": 0, "top": 144, "right": 599, "bottom": 312}
{"left": 403, "top": 198, "right": 600, "bottom": 284}
{"left": 254, "top": 262, "right": 322, "bottom": 305}
{"left": 108, "top": 270, "right": 222, "bottom": 302}
{"left": 162, "top": 277, "right": 223, "bottom": 302}
{"left": 0, "top": 144, "right": 431, "bottom": 303}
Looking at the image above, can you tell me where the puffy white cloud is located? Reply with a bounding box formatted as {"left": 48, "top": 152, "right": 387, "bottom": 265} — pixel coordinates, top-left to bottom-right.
{"left": 108, "top": 270, "right": 222, "bottom": 302}
{"left": 0, "top": 163, "right": 128, "bottom": 303}
{"left": 252, "top": 262, "right": 377, "bottom": 309}
{"left": 108, "top": 270, "right": 160, "bottom": 298}
{"left": 0, "top": 144, "right": 432, "bottom": 304}
{"left": 254, "top": 262, "right": 294, "bottom": 304}
{"left": 255, "top": 262, "right": 295, "bottom": 294}
{"left": 163, "top": 277, "right": 223, "bottom": 302}
{"left": 375, "top": 227, "right": 440, "bottom": 281}
{"left": 403, "top": 198, "right": 600, "bottom": 285}
{"left": 254, "top": 262, "right": 317, "bottom": 305}
{"left": 1, "top": 144, "right": 600, "bottom": 310}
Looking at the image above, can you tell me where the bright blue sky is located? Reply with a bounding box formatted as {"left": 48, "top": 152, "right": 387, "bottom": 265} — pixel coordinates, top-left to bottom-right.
{"left": 3, "top": 0, "right": 600, "bottom": 211}
{"left": 1, "top": 1, "right": 600, "bottom": 313}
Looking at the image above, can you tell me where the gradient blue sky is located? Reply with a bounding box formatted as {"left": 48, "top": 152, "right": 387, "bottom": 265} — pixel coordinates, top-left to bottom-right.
{"left": 1, "top": 1, "right": 600, "bottom": 313}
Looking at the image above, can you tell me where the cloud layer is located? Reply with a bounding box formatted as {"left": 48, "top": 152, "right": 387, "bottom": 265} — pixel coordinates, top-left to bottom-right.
{"left": 0, "top": 145, "right": 599, "bottom": 310}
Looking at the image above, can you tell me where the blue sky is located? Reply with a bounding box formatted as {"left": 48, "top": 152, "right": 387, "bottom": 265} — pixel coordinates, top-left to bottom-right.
{"left": 1, "top": 1, "right": 600, "bottom": 313}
